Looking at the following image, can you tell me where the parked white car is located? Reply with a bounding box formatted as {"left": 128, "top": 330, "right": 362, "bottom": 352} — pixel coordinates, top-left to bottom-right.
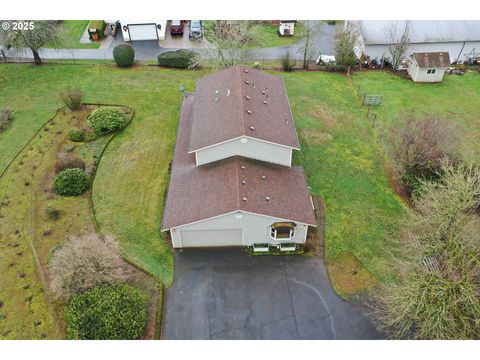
{"left": 316, "top": 55, "right": 336, "bottom": 64}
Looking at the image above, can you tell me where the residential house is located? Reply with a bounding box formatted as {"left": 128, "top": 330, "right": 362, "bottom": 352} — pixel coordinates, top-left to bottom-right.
{"left": 162, "top": 66, "right": 316, "bottom": 249}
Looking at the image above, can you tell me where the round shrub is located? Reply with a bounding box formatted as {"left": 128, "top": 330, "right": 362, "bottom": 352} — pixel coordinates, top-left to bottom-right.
{"left": 64, "top": 283, "right": 147, "bottom": 340}
{"left": 113, "top": 44, "right": 135, "bottom": 67}
{"left": 68, "top": 127, "right": 85, "bottom": 142}
{"left": 54, "top": 157, "right": 86, "bottom": 174}
{"left": 87, "top": 108, "right": 127, "bottom": 136}
{"left": 157, "top": 49, "right": 197, "bottom": 68}
{"left": 53, "top": 168, "right": 89, "bottom": 196}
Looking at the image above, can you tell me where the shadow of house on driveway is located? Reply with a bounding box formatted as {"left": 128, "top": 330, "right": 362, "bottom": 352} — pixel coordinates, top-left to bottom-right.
{"left": 163, "top": 248, "right": 382, "bottom": 340}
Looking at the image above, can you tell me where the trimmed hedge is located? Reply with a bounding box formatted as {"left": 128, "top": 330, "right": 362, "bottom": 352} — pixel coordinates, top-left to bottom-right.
{"left": 87, "top": 108, "right": 126, "bottom": 136}
{"left": 157, "top": 50, "right": 197, "bottom": 68}
{"left": 53, "top": 168, "right": 89, "bottom": 196}
{"left": 113, "top": 44, "right": 135, "bottom": 67}
{"left": 64, "top": 283, "right": 147, "bottom": 340}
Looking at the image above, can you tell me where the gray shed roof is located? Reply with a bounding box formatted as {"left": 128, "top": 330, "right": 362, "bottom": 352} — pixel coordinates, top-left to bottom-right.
{"left": 358, "top": 21, "right": 480, "bottom": 45}
{"left": 412, "top": 52, "right": 451, "bottom": 68}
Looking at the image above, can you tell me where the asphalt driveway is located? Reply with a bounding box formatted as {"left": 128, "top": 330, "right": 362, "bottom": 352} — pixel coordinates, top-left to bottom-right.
{"left": 163, "top": 248, "right": 381, "bottom": 340}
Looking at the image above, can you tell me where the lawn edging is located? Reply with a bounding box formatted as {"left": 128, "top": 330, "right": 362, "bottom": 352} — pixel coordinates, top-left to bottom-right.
{"left": 84, "top": 103, "right": 168, "bottom": 339}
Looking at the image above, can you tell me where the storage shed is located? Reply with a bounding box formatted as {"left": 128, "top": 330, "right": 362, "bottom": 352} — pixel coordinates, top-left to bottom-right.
{"left": 407, "top": 52, "right": 450, "bottom": 82}
{"left": 279, "top": 21, "right": 296, "bottom": 36}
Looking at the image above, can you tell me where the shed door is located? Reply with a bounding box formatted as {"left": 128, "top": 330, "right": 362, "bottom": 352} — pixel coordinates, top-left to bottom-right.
{"left": 179, "top": 229, "right": 242, "bottom": 248}
{"left": 127, "top": 24, "right": 157, "bottom": 41}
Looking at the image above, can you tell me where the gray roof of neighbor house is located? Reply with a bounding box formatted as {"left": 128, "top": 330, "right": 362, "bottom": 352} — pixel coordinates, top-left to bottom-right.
{"left": 412, "top": 52, "right": 451, "bottom": 68}
{"left": 357, "top": 20, "right": 480, "bottom": 45}
{"left": 162, "top": 92, "right": 316, "bottom": 230}
{"left": 188, "top": 66, "right": 300, "bottom": 152}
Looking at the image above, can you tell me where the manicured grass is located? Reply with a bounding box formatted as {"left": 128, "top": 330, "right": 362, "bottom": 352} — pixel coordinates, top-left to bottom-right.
{"left": 282, "top": 71, "right": 405, "bottom": 283}
{"left": 351, "top": 71, "right": 480, "bottom": 163}
{"left": 0, "top": 64, "right": 206, "bottom": 288}
{"left": 203, "top": 21, "right": 304, "bottom": 49}
{"left": 46, "top": 20, "right": 100, "bottom": 49}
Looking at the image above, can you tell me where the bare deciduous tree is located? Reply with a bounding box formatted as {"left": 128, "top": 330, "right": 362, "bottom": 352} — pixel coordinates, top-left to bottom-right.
{"left": 298, "top": 21, "right": 321, "bottom": 69}
{"left": 387, "top": 115, "right": 461, "bottom": 197}
{"left": 373, "top": 163, "right": 480, "bottom": 339}
{"left": 49, "top": 233, "right": 128, "bottom": 300}
{"left": 0, "top": 20, "right": 64, "bottom": 64}
{"left": 192, "top": 21, "right": 266, "bottom": 69}
{"left": 387, "top": 21, "right": 411, "bottom": 69}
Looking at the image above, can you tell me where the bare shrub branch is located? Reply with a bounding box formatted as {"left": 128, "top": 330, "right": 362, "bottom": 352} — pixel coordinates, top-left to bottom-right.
{"left": 49, "top": 233, "right": 128, "bottom": 300}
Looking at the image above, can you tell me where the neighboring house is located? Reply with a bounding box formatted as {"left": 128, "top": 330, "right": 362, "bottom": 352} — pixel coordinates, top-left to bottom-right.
{"left": 407, "top": 52, "right": 450, "bottom": 83}
{"left": 162, "top": 66, "right": 316, "bottom": 249}
{"left": 119, "top": 21, "right": 167, "bottom": 42}
{"left": 188, "top": 67, "right": 300, "bottom": 167}
{"left": 347, "top": 20, "right": 480, "bottom": 64}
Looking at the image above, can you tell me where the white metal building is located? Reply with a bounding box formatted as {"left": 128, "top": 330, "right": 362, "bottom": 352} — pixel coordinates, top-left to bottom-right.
{"left": 347, "top": 20, "right": 480, "bottom": 64}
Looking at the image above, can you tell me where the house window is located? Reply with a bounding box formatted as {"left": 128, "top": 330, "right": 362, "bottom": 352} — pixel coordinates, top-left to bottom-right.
{"left": 427, "top": 68, "right": 437, "bottom": 74}
{"left": 269, "top": 222, "right": 296, "bottom": 240}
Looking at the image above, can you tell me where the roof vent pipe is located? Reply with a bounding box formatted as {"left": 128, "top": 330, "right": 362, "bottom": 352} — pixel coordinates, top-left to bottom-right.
{"left": 261, "top": 175, "right": 266, "bottom": 180}
{"left": 244, "top": 69, "right": 249, "bottom": 73}
{"left": 245, "top": 96, "right": 250, "bottom": 100}
{"left": 242, "top": 197, "right": 248, "bottom": 202}
{"left": 241, "top": 180, "right": 246, "bottom": 185}
{"left": 249, "top": 126, "right": 255, "bottom": 131}
{"left": 247, "top": 110, "right": 252, "bottom": 115}
{"left": 241, "top": 165, "right": 246, "bottom": 170}
{"left": 245, "top": 80, "right": 250, "bottom": 85}
{"left": 265, "top": 196, "right": 270, "bottom": 201}
{"left": 263, "top": 101, "right": 267, "bottom": 104}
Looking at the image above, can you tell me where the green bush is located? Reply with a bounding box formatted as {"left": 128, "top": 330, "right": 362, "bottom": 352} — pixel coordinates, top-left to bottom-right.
{"left": 64, "top": 283, "right": 147, "bottom": 340}
{"left": 53, "top": 168, "right": 89, "bottom": 196}
{"left": 281, "top": 52, "right": 295, "bottom": 72}
{"left": 87, "top": 108, "right": 126, "bottom": 136}
{"left": 54, "top": 157, "right": 86, "bottom": 174}
{"left": 0, "top": 107, "right": 13, "bottom": 131}
{"left": 113, "top": 44, "right": 135, "bottom": 67}
{"left": 68, "top": 127, "right": 85, "bottom": 142}
{"left": 157, "top": 50, "right": 197, "bottom": 68}
{"left": 44, "top": 205, "right": 61, "bottom": 220}
{"left": 60, "top": 89, "right": 84, "bottom": 110}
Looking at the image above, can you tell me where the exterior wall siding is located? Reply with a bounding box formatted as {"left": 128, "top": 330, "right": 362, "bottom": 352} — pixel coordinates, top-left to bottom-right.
{"left": 194, "top": 137, "right": 293, "bottom": 167}
{"left": 170, "top": 212, "right": 309, "bottom": 248}
{"left": 362, "top": 41, "right": 480, "bottom": 63}
{"left": 412, "top": 68, "right": 447, "bottom": 82}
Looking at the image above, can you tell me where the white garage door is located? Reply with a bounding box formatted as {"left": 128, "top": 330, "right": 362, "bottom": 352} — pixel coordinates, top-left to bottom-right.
{"left": 179, "top": 229, "right": 243, "bottom": 248}
{"left": 127, "top": 24, "right": 157, "bottom": 41}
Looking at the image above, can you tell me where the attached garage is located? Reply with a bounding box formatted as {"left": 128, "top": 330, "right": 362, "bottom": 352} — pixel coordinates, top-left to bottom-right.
{"left": 119, "top": 21, "right": 167, "bottom": 42}
{"left": 179, "top": 229, "right": 243, "bottom": 248}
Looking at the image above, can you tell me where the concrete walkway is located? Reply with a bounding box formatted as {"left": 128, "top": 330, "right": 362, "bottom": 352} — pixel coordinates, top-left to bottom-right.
{"left": 1, "top": 21, "right": 340, "bottom": 62}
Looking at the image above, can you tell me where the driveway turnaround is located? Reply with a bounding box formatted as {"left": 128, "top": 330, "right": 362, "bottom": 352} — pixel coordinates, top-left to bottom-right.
{"left": 163, "top": 248, "right": 381, "bottom": 340}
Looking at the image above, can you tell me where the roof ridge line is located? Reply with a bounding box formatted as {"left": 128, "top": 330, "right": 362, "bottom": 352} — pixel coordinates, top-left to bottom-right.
{"left": 234, "top": 157, "right": 241, "bottom": 210}
{"left": 239, "top": 66, "right": 247, "bottom": 138}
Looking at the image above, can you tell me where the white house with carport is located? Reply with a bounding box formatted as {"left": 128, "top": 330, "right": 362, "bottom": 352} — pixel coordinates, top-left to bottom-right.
{"left": 119, "top": 21, "right": 167, "bottom": 42}
{"left": 347, "top": 20, "right": 480, "bottom": 64}
{"left": 162, "top": 67, "right": 316, "bottom": 250}
{"left": 407, "top": 52, "right": 450, "bottom": 82}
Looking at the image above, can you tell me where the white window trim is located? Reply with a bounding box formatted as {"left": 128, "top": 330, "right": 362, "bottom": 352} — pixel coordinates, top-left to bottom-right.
{"left": 269, "top": 227, "right": 294, "bottom": 240}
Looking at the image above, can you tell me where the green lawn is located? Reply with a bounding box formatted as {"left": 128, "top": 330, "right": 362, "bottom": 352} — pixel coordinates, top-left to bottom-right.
{"left": 0, "top": 64, "right": 207, "bottom": 289}
{"left": 203, "top": 21, "right": 304, "bottom": 49}
{"left": 351, "top": 71, "right": 480, "bottom": 163}
{"left": 282, "top": 71, "right": 405, "bottom": 282}
{"left": 46, "top": 20, "right": 101, "bottom": 49}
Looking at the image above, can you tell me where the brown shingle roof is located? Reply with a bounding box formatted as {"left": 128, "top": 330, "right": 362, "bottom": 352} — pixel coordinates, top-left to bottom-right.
{"left": 161, "top": 93, "right": 316, "bottom": 230}
{"left": 413, "top": 52, "right": 451, "bottom": 68}
{"left": 188, "top": 66, "right": 300, "bottom": 152}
